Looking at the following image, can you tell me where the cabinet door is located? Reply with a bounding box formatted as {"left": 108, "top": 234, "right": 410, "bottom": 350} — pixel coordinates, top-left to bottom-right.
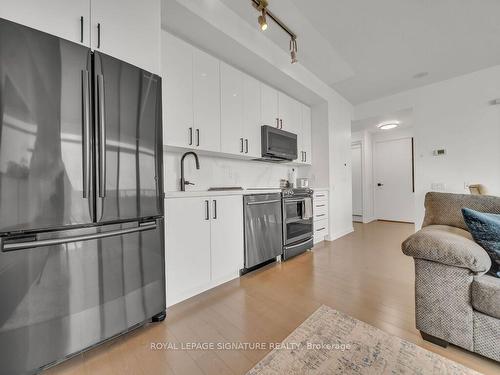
{"left": 210, "top": 196, "right": 244, "bottom": 282}
{"left": 243, "top": 74, "right": 262, "bottom": 158}
{"left": 261, "top": 83, "right": 279, "bottom": 128}
{"left": 90, "top": 0, "right": 161, "bottom": 74}
{"left": 301, "top": 105, "right": 312, "bottom": 165}
{"left": 220, "top": 62, "right": 244, "bottom": 155}
{"left": 163, "top": 33, "right": 193, "bottom": 148}
{"left": 0, "top": 0, "right": 90, "bottom": 45}
{"left": 193, "top": 49, "right": 221, "bottom": 152}
{"left": 165, "top": 197, "right": 211, "bottom": 306}
{"left": 278, "top": 92, "right": 301, "bottom": 134}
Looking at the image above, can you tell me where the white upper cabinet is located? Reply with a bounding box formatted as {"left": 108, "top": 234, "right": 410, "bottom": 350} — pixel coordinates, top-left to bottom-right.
{"left": 278, "top": 92, "right": 301, "bottom": 134}
{"left": 162, "top": 32, "right": 311, "bottom": 164}
{"left": 91, "top": 0, "right": 160, "bottom": 74}
{"left": 220, "top": 62, "right": 244, "bottom": 155}
{"left": 193, "top": 49, "right": 221, "bottom": 152}
{"left": 243, "top": 74, "right": 262, "bottom": 158}
{"left": 163, "top": 33, "right": 193, "bottom": 148}
{"left": 261, "top": 83, "right": 279, "bottom": 129}
{"left": 0, "top": 0, "right": 161, "bottom": 73}
{"left": 0, "top": 0, "right": 91, "bottom": 45}
{"left": 300, "top": 105, "right": 312, "bottom": 165}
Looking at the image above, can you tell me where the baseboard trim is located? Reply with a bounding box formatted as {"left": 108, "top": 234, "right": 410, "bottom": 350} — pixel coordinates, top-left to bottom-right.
{"left": 326, "top": 226, "right": 354, "bottom": 241}
{"left": 362, "top": 216, "right": 376, "bottom": 224}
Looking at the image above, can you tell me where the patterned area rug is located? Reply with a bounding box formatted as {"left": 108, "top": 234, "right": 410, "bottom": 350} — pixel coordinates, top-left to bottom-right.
{"left": 248, "top": 305, "right": 481, "bottom": 375}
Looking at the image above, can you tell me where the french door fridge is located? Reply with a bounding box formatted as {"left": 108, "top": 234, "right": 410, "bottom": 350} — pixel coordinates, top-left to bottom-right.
{"left": 0, "top": 18, "right": 165, "bottom": 374}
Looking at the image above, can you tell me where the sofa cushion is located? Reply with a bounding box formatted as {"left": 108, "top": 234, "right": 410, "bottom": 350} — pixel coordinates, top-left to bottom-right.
{"left": 402, "top": 225, "right": 491, "bottom": 273}
{"left": 422, "top": 192, "right": 500, "bottom": 230}
{"left": 472, "top": 275, "right": 500, "bottom": 319}
{"left": 462, "top": 208, "right": 500, "bottom": 277}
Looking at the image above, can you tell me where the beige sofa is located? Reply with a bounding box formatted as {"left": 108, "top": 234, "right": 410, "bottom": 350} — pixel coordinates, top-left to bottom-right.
{"left": 402, "top": 192, "right": 500, "bottom": 362}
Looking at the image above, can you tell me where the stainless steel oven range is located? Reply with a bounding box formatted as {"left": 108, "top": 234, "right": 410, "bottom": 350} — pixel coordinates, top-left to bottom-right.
{"left": 281, "top": 188, "right": 314, "bottom": 260}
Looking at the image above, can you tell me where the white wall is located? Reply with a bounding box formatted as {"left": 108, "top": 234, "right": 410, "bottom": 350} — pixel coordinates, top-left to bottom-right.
{"left": 355, "top": 65, "right": 500, "bottom": 228}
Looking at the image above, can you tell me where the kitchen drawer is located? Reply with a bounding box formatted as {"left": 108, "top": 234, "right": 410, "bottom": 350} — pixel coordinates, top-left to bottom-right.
{"left": 314, "top": 190, "right": 328, "bottom": 201}
{"left": 314, "top": 218, "right": 329, "bottom": 240}
{"left": 313, "top": 202, "right": 328, "bottom": 221}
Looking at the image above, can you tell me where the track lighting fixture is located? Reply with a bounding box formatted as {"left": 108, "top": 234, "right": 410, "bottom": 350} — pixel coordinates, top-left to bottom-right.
{"left": 258, "top": 9, "right": 268, "bottom": 31}
{"left": 252, "top": 0, "right": 299, "bottom": 64}
{"left": 290, "top": 37, "right": 298, "bottom": 64}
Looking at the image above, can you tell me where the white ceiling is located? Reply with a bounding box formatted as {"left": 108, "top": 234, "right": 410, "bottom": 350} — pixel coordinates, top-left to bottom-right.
{"left": 351, "top": 108, "right": 413, "bottom": 133}
{"left": 221, "top": 0, "right": 500, "bottom": 104}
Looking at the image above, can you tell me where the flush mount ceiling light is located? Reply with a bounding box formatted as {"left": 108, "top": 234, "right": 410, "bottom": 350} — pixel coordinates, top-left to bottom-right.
{"left": 251, "top": 0, "right": 298, "bottom": 64}
{"left": 377, "top": 121, "right": 400, "bottom": 130}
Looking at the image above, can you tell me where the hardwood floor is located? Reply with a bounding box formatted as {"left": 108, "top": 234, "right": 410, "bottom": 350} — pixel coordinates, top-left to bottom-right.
{"left": 45, "top": 221, "right": 499, "bottom": 375}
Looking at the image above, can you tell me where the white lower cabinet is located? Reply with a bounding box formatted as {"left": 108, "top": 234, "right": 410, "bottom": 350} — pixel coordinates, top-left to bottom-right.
{"left": 313, "top": 190, "right": 330, "bottom": 243}
{"left": 165, "top": 195, "right": 243, "bottom": 306}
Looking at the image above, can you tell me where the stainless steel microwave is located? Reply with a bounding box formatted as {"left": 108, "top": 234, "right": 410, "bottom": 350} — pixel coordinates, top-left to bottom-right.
{"left": 260, "top": 125, "right": 298, "bottom": 161}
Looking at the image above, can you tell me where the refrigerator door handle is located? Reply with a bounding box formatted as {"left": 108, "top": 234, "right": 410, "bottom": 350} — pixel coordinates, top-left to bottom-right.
{"left": 1, "top": 222, "right": 157, "bottom": 252}
{"left": 97, "top": 74, "right": 106, "bottom": 198}
{"left": 81, "top": 70, "right": 91, "bottom": 199}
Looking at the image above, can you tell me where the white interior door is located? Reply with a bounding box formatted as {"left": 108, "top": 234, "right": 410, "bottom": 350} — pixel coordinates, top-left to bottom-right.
{"left": 351, "top": 144, "right": 363, "bottom": 217}
{"left": 374, "top": 138, "right": 415, "bottom": 222}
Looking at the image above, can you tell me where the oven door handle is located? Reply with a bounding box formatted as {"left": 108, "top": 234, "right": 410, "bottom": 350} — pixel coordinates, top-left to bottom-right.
{"left": 284, "top": 198, "right": 305, "bottom": 203}
{"left": 284, "top": 238, "right": 312, "bottom": 250}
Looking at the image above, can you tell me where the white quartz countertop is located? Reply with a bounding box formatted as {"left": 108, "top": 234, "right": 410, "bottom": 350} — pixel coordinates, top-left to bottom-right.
{"left": 165, "top": 188, "right": 282, "bottom": 198}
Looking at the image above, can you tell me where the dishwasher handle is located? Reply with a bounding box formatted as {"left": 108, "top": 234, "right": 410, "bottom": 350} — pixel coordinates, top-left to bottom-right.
{"left": 246, "top": 199, "right": 281, "bottom": 206}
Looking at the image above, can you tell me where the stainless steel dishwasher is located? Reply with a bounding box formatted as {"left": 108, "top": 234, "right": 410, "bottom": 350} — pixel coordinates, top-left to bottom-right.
{"left": 243, "top": 193, "right": 283, "bottom": 273}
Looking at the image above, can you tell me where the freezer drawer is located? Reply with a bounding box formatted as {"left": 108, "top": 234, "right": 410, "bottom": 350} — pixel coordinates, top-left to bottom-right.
{"left": 0, "top": 219, "right": 165, "bottom": 374}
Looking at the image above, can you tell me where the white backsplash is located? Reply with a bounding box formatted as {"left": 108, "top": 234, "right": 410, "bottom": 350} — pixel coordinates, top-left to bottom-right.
{"left": 164, "top": 151, "right": 305, "bottom": 192}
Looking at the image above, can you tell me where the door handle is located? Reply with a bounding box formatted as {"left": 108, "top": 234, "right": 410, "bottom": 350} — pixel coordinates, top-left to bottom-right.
{"left": 245, "top": 139, "right": 249, "bottom": 153}
{"left": 97, "top": 74, "right": 106, "bottom": 198}
{"left": 196, "top": 129, "right": 200, "bottom": 146}
{"left": 280, "top": 119, "right": 283, "bottom": 129}
{"left": 189, "top": 127, "right": 193, "bottom": 145}
{"left": 205, "top": 200, "right": 210, "bottom": 220}
{"left": 240, "top": 138, "right": 244, "bottom": 153}
{"left": 1, "top": 222, "right": 157, "bottom": 252}
{"left": 97, "top": 23, "right": 101, "bottom": 48}
{"left": 377, "top": 183, "right": 384, "bottom": 187}
{"left": 246, "top": 199, "right": 281, "bottom": 205}
{"left": 213, "top": 200, "right": 217, "bottom": 219}
{"left": 80, "top": 16, "right": 84, "bottom": 43}
{"left": 81, "top": 70, "right": 91, "bottom": 199}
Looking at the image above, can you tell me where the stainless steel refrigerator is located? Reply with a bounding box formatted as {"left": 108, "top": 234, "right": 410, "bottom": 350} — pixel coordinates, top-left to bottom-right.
{"left": 0, "top": 18, "right": 165, "bottom": 374}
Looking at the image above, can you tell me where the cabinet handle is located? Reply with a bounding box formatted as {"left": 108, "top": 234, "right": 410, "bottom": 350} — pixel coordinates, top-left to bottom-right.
{"left": 276, "top": 118, "right": 279, "bottom": 128}
{"left": 97, "top": 23, "right": 101, "bottom": 48}
{"left": 80, "top": 16, "right": 84, "bottom": 43}
{"left": 316, "top": 214, "right": 325, "bottom": 217}
{"left": 316, "top": 227, "right": 326, "bottom": 232}
{"left": 213, "top": 200, "right": 217, "bottom": 219}
{"left": 240, "top": 138, "right": 244, "bottom": 153}
{"left": 304, "top": 151, "right": 307, "bottom": 162}
{"left": 205, "top": 200, "right": 210, "bottom": 220}
{"left": 316, "top": 204, "right": 326, "bottom": 207}
{"left": 280, "top": 119, "right": 283, "bottom": 129}
{"left": 245, "top": 139, "right": 249, "bottom": 153}
{"left": 189, "top": 127, "right": 193, "bottom": 145}
{"left": 196, "top": 129, "right": 200, "bottom": 146}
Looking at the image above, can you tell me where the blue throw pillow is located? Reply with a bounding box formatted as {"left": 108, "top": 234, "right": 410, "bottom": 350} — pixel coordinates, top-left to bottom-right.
{"left": 462, "top": 208, "right": 500, "bottom": 277}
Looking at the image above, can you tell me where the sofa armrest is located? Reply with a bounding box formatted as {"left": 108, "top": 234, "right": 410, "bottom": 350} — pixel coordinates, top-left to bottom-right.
{"left": 402, "top": 225, "right": 491, "bottom": 274}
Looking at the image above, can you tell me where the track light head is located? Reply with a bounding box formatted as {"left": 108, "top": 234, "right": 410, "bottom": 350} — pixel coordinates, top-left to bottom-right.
{"left": 258, "top": 9, "right": 268, "bottom": 31}
{"left": 290, "top": 38, "right": 298, "bottom": 64}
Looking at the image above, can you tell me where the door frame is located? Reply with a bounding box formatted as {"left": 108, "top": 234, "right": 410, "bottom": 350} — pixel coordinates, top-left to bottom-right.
{"left": 373, "top": 136, "right": 415, "bottom": 223}
{"left": 351, "top": 141, "right": 364, "bottom": 222}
